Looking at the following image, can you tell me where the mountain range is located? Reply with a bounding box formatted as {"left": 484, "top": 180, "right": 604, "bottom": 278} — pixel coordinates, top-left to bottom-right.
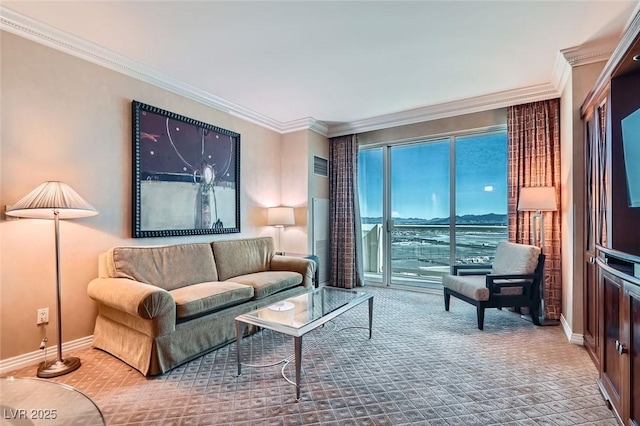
{"left": 362, "top": 213, "right": 507, "bottom": 226}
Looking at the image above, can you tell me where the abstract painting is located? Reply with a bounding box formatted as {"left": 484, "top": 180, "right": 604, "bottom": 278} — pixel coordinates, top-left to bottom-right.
{"left": 132, "top": 100, "right": 240, "bottom": 237}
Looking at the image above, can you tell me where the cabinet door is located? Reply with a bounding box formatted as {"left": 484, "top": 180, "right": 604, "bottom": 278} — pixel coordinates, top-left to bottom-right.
{"left": 595, "top": 101, "right": 609, "bottom": 247}
{"left": 627, "top": 284, "right": 640, "bottom": 426}
{"left": 585, "top": 99, "right": 609, "bottom": 366}
{"left": 600, "top": 268, "right": 624, "bottom": 418}
{"left": 584, "top": 116, "right": 600, "bottom": 364}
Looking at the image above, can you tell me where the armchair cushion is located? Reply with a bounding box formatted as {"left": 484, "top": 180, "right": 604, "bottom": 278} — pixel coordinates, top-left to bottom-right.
{"left": 442, "top": 275, "right": 490, "bottom": 301}
{"left": 491, "top": 242, "right": 541, "bottom": 275}
{"left": 442, "top": 274, "right": 525, "bottom": 302}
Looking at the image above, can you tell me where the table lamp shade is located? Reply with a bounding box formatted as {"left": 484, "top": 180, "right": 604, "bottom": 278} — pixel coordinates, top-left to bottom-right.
{"left": 517, "top": 186, "right": 557, "bottom": 212}
{"left": 6, "top": 181, "right": 98, "bottom": 219}
{"left": 267, "top": 207, "right": 295, "bottom": 227}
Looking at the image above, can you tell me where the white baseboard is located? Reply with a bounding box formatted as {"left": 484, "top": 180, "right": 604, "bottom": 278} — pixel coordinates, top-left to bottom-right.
{"left": 560, "top": 314, "right": 584, "bottom": 345}
{"left": 0, "top": 335, "right": 93, "bottom": 376}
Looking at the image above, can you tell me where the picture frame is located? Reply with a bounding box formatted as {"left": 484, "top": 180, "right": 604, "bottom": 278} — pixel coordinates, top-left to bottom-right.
{"left": 132, "top": 100, "right": 241, "bottom": 238}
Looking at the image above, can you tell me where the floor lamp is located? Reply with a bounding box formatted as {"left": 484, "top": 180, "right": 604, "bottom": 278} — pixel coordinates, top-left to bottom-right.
{"left": 267, "top": 206, "right": 294, "bottom": 254}
{"left": 6, "top": 181, "right": 98, "bottom": 377}
{"left": 517, "top": 186, "right": 558, "bottom": 326}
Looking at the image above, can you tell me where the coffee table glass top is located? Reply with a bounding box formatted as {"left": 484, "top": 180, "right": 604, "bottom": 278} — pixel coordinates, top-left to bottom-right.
{"left": 237, "top": 286, "right": 371, "bottom": 337}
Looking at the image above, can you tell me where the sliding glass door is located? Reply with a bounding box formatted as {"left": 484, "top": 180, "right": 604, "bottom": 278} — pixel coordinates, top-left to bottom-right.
{"left": 389, "top": 140, "right": 450, "bottom": 287}
{"left": 358, "top": 129, "right": 507, "bottom": 288}
{"left": 359, "top": 148, "right": 384, "bottom": 283}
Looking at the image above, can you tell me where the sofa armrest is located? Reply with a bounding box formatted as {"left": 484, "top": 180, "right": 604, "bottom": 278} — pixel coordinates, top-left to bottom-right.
{"left": 88, "top": 278, "right": 175, "bottom": 320}
{"left": 270, "top": 255, "right": 315, "bottom": 288}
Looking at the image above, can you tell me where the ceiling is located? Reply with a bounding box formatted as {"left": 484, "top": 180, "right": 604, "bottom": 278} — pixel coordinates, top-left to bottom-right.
{"left": 2, "top": 1, "right": 639, "bottom": 136}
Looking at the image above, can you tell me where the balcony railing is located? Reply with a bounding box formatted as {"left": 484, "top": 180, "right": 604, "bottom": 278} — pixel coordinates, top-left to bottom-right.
{"left": 362, "top": 223, "right": 508, "bottom": 286}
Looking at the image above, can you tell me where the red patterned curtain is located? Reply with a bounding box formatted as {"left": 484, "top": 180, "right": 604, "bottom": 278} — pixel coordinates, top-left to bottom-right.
{"left": 329, "top": 134, "right": 364, "bottom": 289}
{"left": 507, "top": 99, "right": 562, "bottom": 321}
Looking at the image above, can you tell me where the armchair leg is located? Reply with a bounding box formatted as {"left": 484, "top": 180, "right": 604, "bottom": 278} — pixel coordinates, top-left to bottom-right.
{"left": 476, "top": 306, "right": 485, "bottom": 330}
{"left": 444, "top": 290, "right": 451, "bottom": 311}
{"left": 530, "top": 304, "right": 542, "bottom": 326}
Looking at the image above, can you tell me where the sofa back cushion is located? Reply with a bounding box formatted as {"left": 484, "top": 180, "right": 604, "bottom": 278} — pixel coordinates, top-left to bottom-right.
{"left": 491, "top": 242, "right": 541, "bottom": 275}
{"left": 211, "top": 237, "right": 274, "bottom": 281}
{"left": 106, "top": 243, "right": 218, "bottom": 291}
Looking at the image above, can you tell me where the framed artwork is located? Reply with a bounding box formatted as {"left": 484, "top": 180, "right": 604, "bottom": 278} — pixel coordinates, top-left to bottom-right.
{"left": 132, "top": 100, "right": 240, "bottom": 238}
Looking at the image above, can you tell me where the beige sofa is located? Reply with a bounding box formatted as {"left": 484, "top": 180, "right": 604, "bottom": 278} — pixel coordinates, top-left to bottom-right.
{"left": 87, "top": 237, "right": 315, "bottom": 376}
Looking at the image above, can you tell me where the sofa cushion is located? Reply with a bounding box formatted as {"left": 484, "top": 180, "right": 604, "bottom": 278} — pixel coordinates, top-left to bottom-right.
{"left": 491, "top": 242, "right": 540, "bottom": 275}
{"left": 211, "top": 237, "right": 275, "bottom": 281}
{"left": 107, "top": 243, "right": 218, "bottom": 291}
{"left": 170, "top": 282, "right": 254, "bottom": 320}
{"left": 228, "top": 271, "right": 302, "bottom": 299}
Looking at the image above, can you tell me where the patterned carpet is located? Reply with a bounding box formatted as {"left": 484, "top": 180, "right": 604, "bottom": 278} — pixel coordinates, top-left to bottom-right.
{"left": 5, "top": 287, "right": 617, "bottom": 425}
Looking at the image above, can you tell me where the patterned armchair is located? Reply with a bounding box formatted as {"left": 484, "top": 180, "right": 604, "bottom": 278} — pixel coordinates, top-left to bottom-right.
{"left": 442, "top": 242, "right": 545, "bottom": 330}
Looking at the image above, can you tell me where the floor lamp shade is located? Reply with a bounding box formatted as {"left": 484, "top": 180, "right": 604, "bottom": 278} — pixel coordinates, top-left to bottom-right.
{"left": 517, "top": 186, "right": 557, "bottom": 247}
{"left": 6, "top": 181, "right": 98, "bottom": 219}
{"left": 517, "top": 186, "right": 557, "bottom": 213}
{"left": 6, "top": 181, "right": 98, "bottom": 377}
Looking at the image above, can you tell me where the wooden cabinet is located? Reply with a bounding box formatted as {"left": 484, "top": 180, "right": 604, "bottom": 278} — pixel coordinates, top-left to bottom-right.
{"left": 582, "top": 12, "right": 640, "bottom": 426}
{"left": 595, "top": 249, "right": 640, "bottom": 426}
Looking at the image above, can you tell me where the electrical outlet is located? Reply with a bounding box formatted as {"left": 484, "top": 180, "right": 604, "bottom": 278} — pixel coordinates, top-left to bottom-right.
{"left": 37, "top": 308, "right": 49, "bottom": 325}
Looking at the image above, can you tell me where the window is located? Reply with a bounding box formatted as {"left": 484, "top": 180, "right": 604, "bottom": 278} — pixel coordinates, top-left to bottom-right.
{"left": 358, "top": 128, "right": 508, "bottom": 288}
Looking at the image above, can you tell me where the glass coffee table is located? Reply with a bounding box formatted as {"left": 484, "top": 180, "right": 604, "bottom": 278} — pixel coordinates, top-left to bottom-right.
{"left": 235, "top": 286, "right": 373, "bottom": 400}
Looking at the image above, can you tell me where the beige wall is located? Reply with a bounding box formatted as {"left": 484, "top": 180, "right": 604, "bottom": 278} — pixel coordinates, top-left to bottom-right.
{"left": 559, "top": 60, "right": 607, "bottom": 337}
{"left": 0, "top": 32, "right": 322, "bottom": 361}
{"left": 278, "top": 129, "right": 330, "bottom": 254}
{"left": 281, "top": 130, "right": 309, "bottom": 254}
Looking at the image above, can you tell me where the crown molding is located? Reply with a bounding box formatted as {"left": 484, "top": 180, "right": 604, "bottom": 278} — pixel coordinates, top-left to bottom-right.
{"left": 279, "top": 117, "right": 329, "bottom": 136}
{"left": 551, "top": 52, "right": 573, "bottom": 99}
{"left": 560, "top": 38, "right": 618, "bottom": 68}
{"left": 0, "top": 6, "right": 298, "bottom": 135}
{"left": 583, "top": 9, "right": 640, "bottom": 111}
{"left": 327, "top": 83, "right": 560, "bottom": 137}
{"left": 550, "top": 37, "right": 618, "bottom": 99}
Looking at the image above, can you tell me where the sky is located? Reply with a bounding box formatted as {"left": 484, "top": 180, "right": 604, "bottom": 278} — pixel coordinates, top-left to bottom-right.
{"left": 358, "top": 132, "right": 508, "bottom": 220}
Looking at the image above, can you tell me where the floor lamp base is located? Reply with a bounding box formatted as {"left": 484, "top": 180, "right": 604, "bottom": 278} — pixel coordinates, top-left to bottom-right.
{"left": 37, "top": 357, "right": 81, "bottom": 378}
{"left": 521, "top": 315, "right": 560, "bottom": 326}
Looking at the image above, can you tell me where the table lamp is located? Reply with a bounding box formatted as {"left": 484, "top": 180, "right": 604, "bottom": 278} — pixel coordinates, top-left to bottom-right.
{"left": 267, "top": 206, "right": 294, "bottom": 254}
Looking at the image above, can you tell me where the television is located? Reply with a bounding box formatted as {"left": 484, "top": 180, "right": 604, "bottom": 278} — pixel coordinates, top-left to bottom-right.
{"left": 621, "top": 107, "right": 640, "bottom": 207}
